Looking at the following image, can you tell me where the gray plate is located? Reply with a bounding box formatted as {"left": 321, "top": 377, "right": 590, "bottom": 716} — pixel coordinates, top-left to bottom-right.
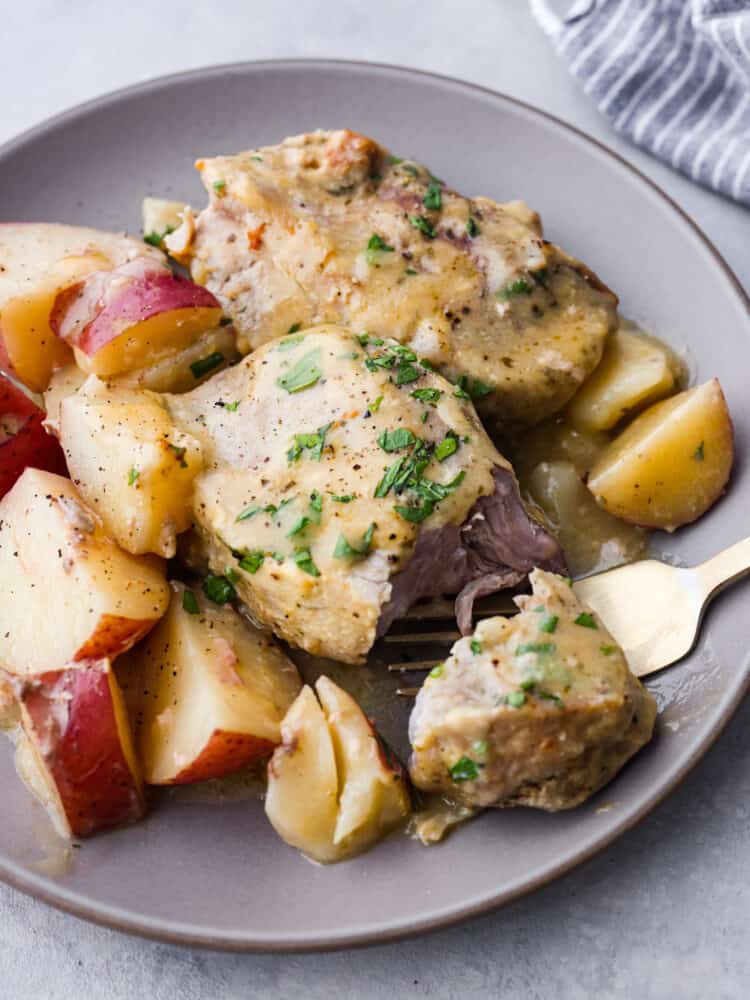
{"left": 0, "top": 60, "right": 748, "bottom": 952}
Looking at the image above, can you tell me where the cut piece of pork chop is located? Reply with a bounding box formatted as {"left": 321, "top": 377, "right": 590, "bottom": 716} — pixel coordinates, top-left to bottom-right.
{"left": 409, "top": 569, "right": 656, "bottom": 810}
{"left": 167, "top": 325, "right": 564, "bottom": 663}
{"left": 180, "top": 129, "right": 618, "bottom": 427}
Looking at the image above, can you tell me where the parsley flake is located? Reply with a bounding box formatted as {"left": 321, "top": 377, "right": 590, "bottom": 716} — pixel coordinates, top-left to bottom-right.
{"left": 182, "top": 589, "right": 199, "bottom": 614}
{"left": 333, "top": 523, "right": 376, "bottom": 560}
{"left": 449, "top": 756, "right": 480, "bottom": 782}
{"left": 574, "top": 612, "right": 598, "bottom": 629}
{"left": 190, "top": 352, "right": 224, "bottom": 380}
{"left": 276, "top": 348, "right": 323, "bottom": 393}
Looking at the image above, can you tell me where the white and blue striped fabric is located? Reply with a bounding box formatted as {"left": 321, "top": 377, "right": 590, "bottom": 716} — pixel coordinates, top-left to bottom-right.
{"left": 530, "top": 0, "right": 750, "bottom": 205}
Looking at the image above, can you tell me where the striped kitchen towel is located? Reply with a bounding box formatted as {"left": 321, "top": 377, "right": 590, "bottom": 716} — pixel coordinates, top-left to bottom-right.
{"left": 530, "top": 0, "right": 750, "bottom": 206}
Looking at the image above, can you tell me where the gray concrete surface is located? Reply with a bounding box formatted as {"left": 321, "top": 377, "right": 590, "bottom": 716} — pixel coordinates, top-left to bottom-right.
{"left": 1, "top": 2, "right": 749, "bottom": 997}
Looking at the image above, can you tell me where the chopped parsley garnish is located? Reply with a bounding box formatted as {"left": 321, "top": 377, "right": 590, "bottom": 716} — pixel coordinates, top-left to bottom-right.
{"left": 202, "top": 574, "right": 236, "bottom": 604}
{"left": 331, "top": 494, "right": 355, "bottom": 503}
{"left": 693, "top": 441, "right": 705, "bottom": 462}
{"left": 574, "top": 612, "right": 598, "bottom": 629}
{"left": 466, "top": 216, "right": 480, "bottom": 238}
{"left": 190, "top": 352, "right": 224, "bottom": 380}
{"left": 288, "top": 322, "right": 302, "bottom": 334}
{"left": 470, "top": 379, "right": 493, "bottom": 399}
{"left": 405, "top": 267, "right": 418, "bottom": 276}
{"left": 358, "top": 333, "right": 385, "bottom": 347}
{"left": 276, "top": 333, "right": 305, "bottom": 351}
{"left": 388, "top": 155, "right": 403, "bottom": 165}
{"left": 236, "top": 502, "right": 278, "bottom": 523}
{"left": 600, "top": 644, "right": 617, "bottom": 656}
{"left": 539, "top": 615, "right": 559, "bottom": 634}
{"left": 396, "top": 361, "right": 422, "bottom": 384}
{"left": 238, "top": 550, "right": 265, "bottom": 574}
{"left": 128, "top": 467, "right": 139, "bottom": 486}
{"left": 333, "top": 523, "right": 376, "bottom": 560}
{"left": 505, "top": 691, "right": 526, "bottom": 709}
{"left": 224, "top": 400, "right": 240, "bottom": 412}
{"left": 378, "top": 428, "right": 416, "bottom": 453}
{"left": 449, "top": 756, "right": 480, "bottom": 782}
{"left": 435, "top": 432, "right": 459, "bottom": 462}
{"left": 473, "top": 739, "right": 488, "bottom": 756}
{"left": 454, "top": 374, "right": 493, "bottom": 400}
{"left": 143, "top": 225, "right": 175, "bottom": 247}
{"left": 287, "top": 515, "right": 312, "bottom": 537}
{"left": 421, "top": 410, "right": 429, "bottom": 423}
{"left": 429, "top": 662, "right": 444, "bottom": 679}
{"left": 410, "top": 215, "right": 436, "bottom": 239}
{"left": 423, "top": 181, "right": 442, "bottom": 211}
{"left": 370, "top": 394, "right": 384, "bottom": 412}
{"left": 366, "top": 233, "right": 395, "bottom": 265}
{"left": 411, "top": 387, "right": 442, "bottom": 405}
{"left": 374, "top": 435, "right": 465, "bottom": 522}
{"left": 515, "top": 642, "right": 555, "bottom": 656}
{"left": 293, "top": 547, "right": 320, "bottom": 577}
{"left": 402, "top": 164, "right": 420, "bottom": 177}
{"left": 277, "top": 348, "right": 323, "bottom": 394}
{"left": 470, "top": 638, "right": 482, "bottom": 655}
{"left": 225, "top": 568, "right": 240, "bottom": 584}
{"left": 167, "top": 443, "right": 188, "bottom": 468}
{"left": 310, "top": 490, "right": 323, "bottom": 515}
{"left": 287, "top": 422, "right": 332, "bottom": 463}
{"left": 182, "top": 589, "right": 200, "bottom": 615}
{"left": 250, "top": 155, "right": 263, "bottom": 162}
{"left": 212, "top": 180, "right": 227, "bottom": 195}
{"left": 339, "top": 350, "right": 359, "bottom": 360}
{"left": 498, "top": 277, "right": 533, "bottom": 299}
{"left": 538, "top": 690, "right": 563, "bottom": 706}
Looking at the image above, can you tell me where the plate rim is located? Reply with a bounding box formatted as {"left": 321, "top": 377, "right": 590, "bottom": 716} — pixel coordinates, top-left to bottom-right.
{"left": 1, "top": 57, "right": 749, "bottom": 953}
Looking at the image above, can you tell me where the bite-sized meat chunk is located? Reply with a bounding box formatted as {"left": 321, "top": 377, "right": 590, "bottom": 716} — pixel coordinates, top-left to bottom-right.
{"left": 167, "top": 326, "right": 563, "bottom": 663}
{"left": 182, "top": 129, "right": 617, "bottom": 427}
{"left": 409, "top": 570, "right": 656, "bottom": 809}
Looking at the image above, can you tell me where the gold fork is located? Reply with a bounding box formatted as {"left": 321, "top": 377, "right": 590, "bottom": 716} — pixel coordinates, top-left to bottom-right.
{"left": 386, "top": 537, "right": 750, "bottom": 694}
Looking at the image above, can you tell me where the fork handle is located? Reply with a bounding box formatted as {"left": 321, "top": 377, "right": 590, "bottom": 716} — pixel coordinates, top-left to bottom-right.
{"left": 696, "top": 536, "right": 750, "bottom": 598}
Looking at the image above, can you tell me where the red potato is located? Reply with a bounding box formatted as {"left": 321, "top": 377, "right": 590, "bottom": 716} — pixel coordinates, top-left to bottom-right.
{"left": 51, "top": 257, "right": 223, "bottom": 378}
{"left": 0, "top": 223, "right": 162, "bottom": 391}
{"left": 8, "top": 657, "right": 145, "bottom": 838}
{"left": 118, "top": 582, "right": 302, "bottom": 785}
{"left": 0, "top": 374, "right": 66, "bottom": 497}
{"left": 0, "top": 469, "right": 170, "bottom": 676}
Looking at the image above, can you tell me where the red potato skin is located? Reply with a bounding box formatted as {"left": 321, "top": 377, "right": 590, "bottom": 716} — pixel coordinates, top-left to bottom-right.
{"left": 16, "top": 660, "right": 145, "bottom": 838}
{"left": 170, "top": 731, "right": 276, "bottom": 785}
{"left": 0, "top": 376, "right": 67, "bottom": 498}
{"left": 50, "top": 259, "right": 221, "bottom": 355}
{"left": 74, "top": 614, "right": 160, "bottom": 662}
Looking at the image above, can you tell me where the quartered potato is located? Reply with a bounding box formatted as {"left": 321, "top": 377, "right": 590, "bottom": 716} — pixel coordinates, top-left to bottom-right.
{"left": 567, "top": 326, "right": 680, "bottom": 432}
{"left": 60, "top": 377, "right": 204, "bottom": 557}
{"left": 0, "top": 469, "right": 170, "bottom": 677}
{"left": 119, "top": 582, "right": 301, "bottom": 785}
{"left": 587, "top": 379, "right": 734, "bottom": 530}
{"left": 265, "top": 677, "right": 411, "bottom": 863}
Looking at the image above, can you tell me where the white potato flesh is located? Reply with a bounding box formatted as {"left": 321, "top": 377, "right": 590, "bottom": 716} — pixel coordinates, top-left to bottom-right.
{"left": 0, "top": 469, "right": 170, "bottom": 676}
{"left": 265, "top": 677, "right": 410, "bottom": 863}
{"left": 265, "top": 685, "right": 341, "bottom": 861}
{"left": 118, "top": 582, "right": 301, "bottom": 785}
{"left": 60, "top": 377, "right": 204, "bottom": 557}
{"left": 316, "top": 676, "right": 411, "bottom": 848}
{"left": 567, "top": 327, "right": 678, "bottom": 432}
